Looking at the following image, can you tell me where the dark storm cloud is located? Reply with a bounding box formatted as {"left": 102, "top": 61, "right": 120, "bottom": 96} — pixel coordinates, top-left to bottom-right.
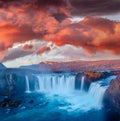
{"left": 0, "top": 0, "right": 67, "bottom": 7}
{"left": 70, "top": 0, "right": 120, "bottom": 16}
{"left": 0, "top": 0, "right": 120, "bottom": 16}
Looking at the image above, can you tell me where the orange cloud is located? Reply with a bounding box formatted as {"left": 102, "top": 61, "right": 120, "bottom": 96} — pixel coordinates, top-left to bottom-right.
{"left": 0, "top": 0, "right": 120, "bottom": 62}
{"left": 0, "top": 23, "right": 41, "bottom": 51}
{"left": 45, "top": 17, "right": 120, "bottom": 54}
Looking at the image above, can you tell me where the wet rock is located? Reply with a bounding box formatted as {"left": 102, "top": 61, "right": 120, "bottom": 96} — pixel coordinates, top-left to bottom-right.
{"left": 3, "top": 97, "right": 11, "bottom": 103}
{"left": 0, "top": 101, "right": 7, "bottom": 107}
{"left": 75, "top": 71, "right": 110, "bottom": 91}
{"left": 110, "top": 70, "right": 120, "bottom": 75}
{"left": 0, "top": 97, "right": 21, "bottom": 108}
{"left": 75, "top": 73, "right": 85, "bottom": 90}
{"left": 0, "top": 71, "right": 40, "bottom": 96}
{"left": 84, "top": 71, "right": 110, "bottom": 83}
{"left": 0, "top": 97, "right": 10, "bottom": 108}
{"left": 9, "top": 100, "right": 21, "bottom": 107}
{"left": 104, "top": 75, "right": 120, "bottom": 113}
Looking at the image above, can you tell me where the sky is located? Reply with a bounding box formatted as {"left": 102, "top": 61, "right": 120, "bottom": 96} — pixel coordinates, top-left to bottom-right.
{"left": 0, "top": 0, "right": 120, "bottom": 67}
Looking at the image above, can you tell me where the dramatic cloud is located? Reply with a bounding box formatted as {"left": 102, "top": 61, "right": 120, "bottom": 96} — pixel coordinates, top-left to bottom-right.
{"left": 81, "top": 16, "right": 115, "bottom": 33}
{"left": 0, "top": 0, "right": 120, "bottom": 63}
{"left": 4, "top": 45, "right": 120, "bottom": 68}
{"left": 0, "top": 0, "right": 67, "bottom": 8}
{"left": 70, "top": 0, "right": 120, "bottom": 16}
{"left": 0, "top": 23, "right": 41, "bottom": 51}
{"left": 1, "top": 0, "right": 120, "bottom": 16}
{"left": 45, "top": 17, "right": 120, "bottom": 54}
{"left": 0, "top": 0, "right": 69, "bottom": 56}
{"left": 1, "top": 41, "right": 52, "bottom": 62}
{"left": 1, "top": 48, "right": 33, "bottom": 62}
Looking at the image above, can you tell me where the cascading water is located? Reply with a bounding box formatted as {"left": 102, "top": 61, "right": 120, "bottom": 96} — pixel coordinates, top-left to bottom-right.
{"left": 80, "top": 76, "right": 85, "bottom": 91}
{"left": 0, "top": 73, "right": 118, "bottom": 121}
{"left": 88, "top": 82, "right": 107, "bottom": 107}
{"left": 36, "top": 74, "right": 75, "bottom": 93}
{"left": 35, "top": 74, "right": 85, "bottom": 92}
{"left": 24, "top": 74, "right": 116, "bottom": 111}
{"left": 88, "top": 75, "right": 116, "bottom": 108}
{"left": 25, "top": 75, "right": 30, "bottom": 93}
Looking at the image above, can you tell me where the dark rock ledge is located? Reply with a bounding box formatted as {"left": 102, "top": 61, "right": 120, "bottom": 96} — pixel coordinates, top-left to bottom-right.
{"left": 104, "top": 75, "right": 120, "bottom": 114}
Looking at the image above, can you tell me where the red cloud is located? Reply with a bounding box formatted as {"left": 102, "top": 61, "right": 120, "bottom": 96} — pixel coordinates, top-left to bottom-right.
{"left": 81, "top": 16, "right": 115, "bottom": 33}
{"left": 45, "top": 17, "right": 120, "bottom": 54}
{"left": 0, "top": 23, "right": 41, "bottom": 51}
{"left": 0, "top": 15, "right": 120, "bottom": 62}
{"left": 0, "top": 0, "right": 120, "bottom": 62}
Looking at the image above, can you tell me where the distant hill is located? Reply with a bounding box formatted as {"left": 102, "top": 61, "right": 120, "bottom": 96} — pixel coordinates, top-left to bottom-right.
{"left": 19, "top": 60, "right": 120, "bottom": 72}
{"left": 0, "top": 63, "right": 6, "bottom": 69}
{"left": 20, "top": 62, "right": 52, "bottom": 72}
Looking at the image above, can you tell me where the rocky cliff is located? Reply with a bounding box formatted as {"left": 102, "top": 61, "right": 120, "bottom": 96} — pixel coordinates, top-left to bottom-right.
{"left": 0, "top": 71, "right": 38, "bottom": 96}
{"left": 104, "top": 75, "right": 120, "bottom": 113}
{"left": 75, "top": 71, "right": 111, "bottom": 91}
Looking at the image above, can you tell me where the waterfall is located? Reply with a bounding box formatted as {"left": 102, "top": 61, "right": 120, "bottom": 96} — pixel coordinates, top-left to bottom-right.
{"left": 88, "top": 81, "right": 107, "bottom": 106}
{"left": 80, "top": 76, "right": 85, "bottom": 91}
{"left": 35, "top": 74, "right": 75, "bottom": 93}
{"left": 25, "top": 75, "right": 30, "bottom": 93}
{"left": 24, "top": 73, "right": 116, "bottom": 109}
{"left": 88, "top": 76, "right": 116, "bottom": 107}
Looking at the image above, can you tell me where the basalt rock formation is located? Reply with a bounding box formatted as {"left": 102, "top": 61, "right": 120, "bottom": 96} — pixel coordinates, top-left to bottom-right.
{"left": 75, "top": 71, "right": 111, "bottom": 91}
{"left": 104, "top": 75, "right": 120, "bottom": 113}
{"left": 0, "top": 72, "right": 38, "bottom": 96}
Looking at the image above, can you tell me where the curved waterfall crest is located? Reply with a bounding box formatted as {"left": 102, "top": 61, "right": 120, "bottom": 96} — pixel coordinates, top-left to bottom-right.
{"left": 88, "top": 75, "right": 116, "bottom": 107}
{"left": 24, "top": 74, "right": 116, "bottom": 109}
{"left": 35, "top": 74, "right": 76, "bottom": 92}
